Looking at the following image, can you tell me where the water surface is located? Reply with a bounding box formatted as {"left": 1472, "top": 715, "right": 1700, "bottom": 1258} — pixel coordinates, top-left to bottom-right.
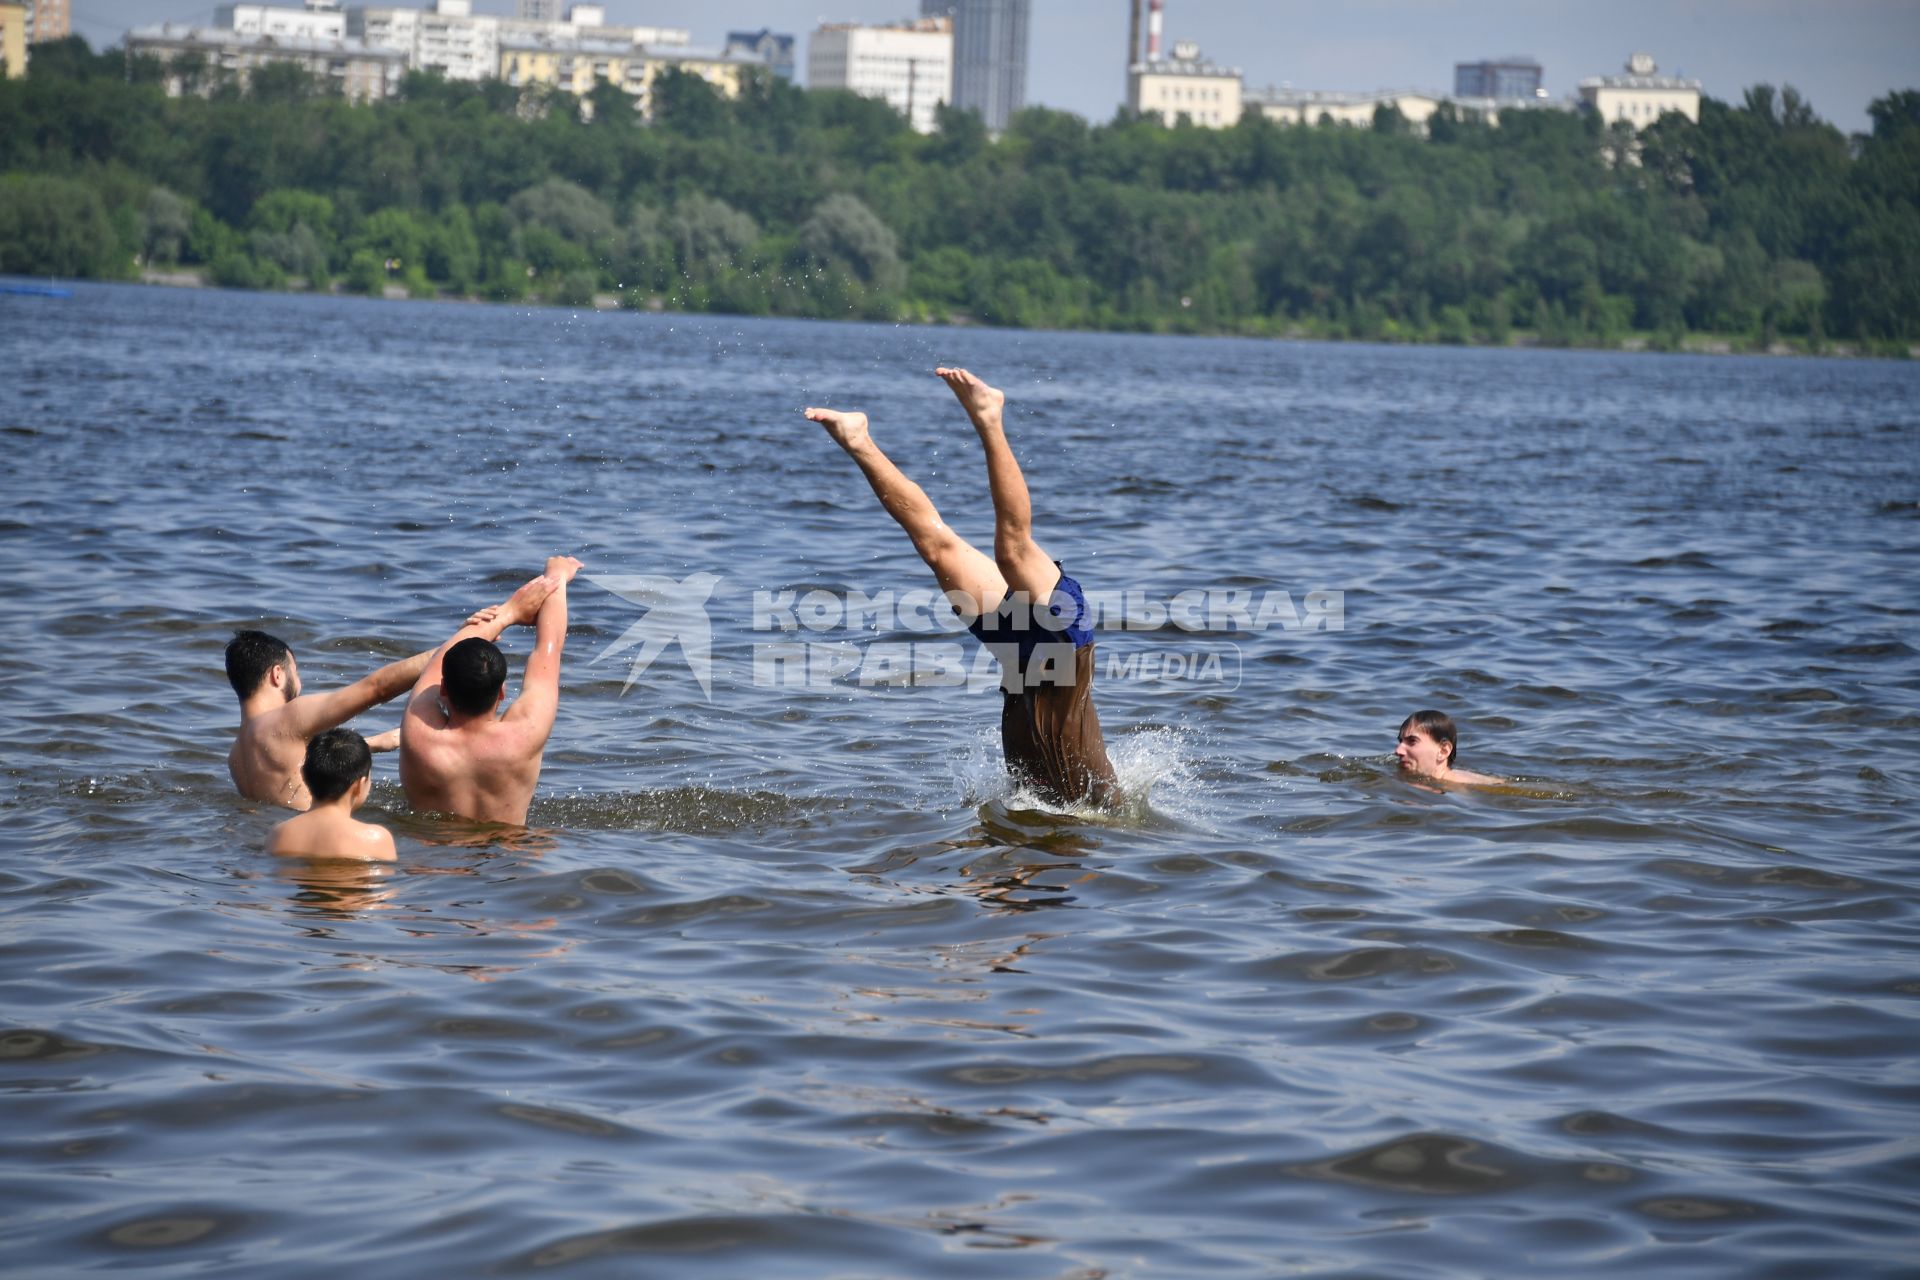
{"left": 2, "top": 283, "right": 1917, "bottom": 1277}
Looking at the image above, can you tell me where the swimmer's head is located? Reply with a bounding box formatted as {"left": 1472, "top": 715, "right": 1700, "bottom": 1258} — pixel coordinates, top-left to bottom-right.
{"left": 443, "top": 637, "right": 508, "bottom": 715}
{"left": 226, "top": 630, "right": 299, "bottom": 702}
{"left": 1395, "top": 709, "right": 1457, "bottom": 775}
{"left": 302, "top": 727, "right": 372, "bottom": 805}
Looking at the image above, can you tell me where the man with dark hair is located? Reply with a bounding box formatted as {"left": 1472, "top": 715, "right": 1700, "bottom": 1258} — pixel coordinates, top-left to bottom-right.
{"left": 226, "top": 573, "right": 556, "bottom": 810}
{"left": 443, "top": 637, "right": 510, "bottom": 715}
{"left": 400, "top": 555, "right": 583, "bottom": 825}
{"left": 227, "top": 627, "right": 421, "bottom": 811}
{"left": 1394, "top": 709, "right": 1502, "bottom": 786}
{"left": 267, "top": 729, "right": 395, "bottom": 861}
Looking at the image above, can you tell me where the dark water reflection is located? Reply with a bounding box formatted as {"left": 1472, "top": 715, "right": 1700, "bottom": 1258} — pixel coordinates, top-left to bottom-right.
{"left": 2, "top": 282, "right": 1917, "bottom": 1276}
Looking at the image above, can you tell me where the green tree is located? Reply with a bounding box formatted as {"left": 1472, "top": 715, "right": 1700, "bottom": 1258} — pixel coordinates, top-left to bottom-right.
{"left": 0, "top": 174, "right": 126, "bottom": 278}
{"left": 142, "top": 187, "right": 192, "bottom": 266}
{"left": 668, "top": 193, "right": 757, "bottom": 280}
{"left": 343, "top": 248, "right": 388, "bottom": 295}
{"left": 798, "top": 193, "right": 904, "bottom": 295}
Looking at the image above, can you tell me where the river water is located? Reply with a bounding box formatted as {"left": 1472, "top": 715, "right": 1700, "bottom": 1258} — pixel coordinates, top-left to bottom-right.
{"left": 2, "top": 282, "right": 1917, "bottom": 1277}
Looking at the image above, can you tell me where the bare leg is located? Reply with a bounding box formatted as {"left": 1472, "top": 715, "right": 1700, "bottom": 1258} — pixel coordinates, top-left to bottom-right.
{"left": 806, "top": 406, "right": 1006, "bottom": 621}
{"left": 935, "top": 367, "right": 1061, "bottom": 604}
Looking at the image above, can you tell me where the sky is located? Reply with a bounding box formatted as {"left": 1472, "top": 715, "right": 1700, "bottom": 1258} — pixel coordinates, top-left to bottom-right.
{"left": 73, "top": 1, "right": 1920, "bottom": 134}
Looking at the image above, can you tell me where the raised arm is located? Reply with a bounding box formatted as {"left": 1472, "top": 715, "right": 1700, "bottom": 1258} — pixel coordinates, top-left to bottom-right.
{"left": 504, "top": 556, "right": 583, "bottom": 741}
{"left": 402, "top": 572, "right": 557, "bottom": 726}
{"left": 288, "top": 647, "right": 437, "bottom": 740}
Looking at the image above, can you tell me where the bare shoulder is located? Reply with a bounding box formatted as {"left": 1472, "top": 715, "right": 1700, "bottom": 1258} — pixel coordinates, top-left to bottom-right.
{"left": 1451, "top": 769, "right": 1505, "bottom": 786}
{"left": 480, "top": 712, "right": 550, "bottom": 756}
{"left": 355, "top": 821, "right": 398, "bottom": 862}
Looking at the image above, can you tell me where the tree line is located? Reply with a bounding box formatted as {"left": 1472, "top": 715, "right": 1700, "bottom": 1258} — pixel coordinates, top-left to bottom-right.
{"left": 2, "top": 36, "right": 1915, "bottom": 349}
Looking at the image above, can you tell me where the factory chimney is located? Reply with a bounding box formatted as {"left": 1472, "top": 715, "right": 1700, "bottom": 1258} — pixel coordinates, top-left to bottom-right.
{"left": 1147, "top": 0, "right": 1163, "bottom": 61}
{"left": 1127, "top": 0, "right": 1140, "bottom": 71}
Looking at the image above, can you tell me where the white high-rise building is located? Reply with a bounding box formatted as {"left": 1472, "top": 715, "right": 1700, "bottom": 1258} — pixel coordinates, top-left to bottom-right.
{"left": 349, "top": 1, "right": 498, "bottom": 82}
{"left": 216, "top": 2, "right": 345, "bottom": 42}
{"left": 922, "top": 0, "right": 1026, "bottom": 131}
{"left": 808, "top": 17, "right": 952, "bottom": 134}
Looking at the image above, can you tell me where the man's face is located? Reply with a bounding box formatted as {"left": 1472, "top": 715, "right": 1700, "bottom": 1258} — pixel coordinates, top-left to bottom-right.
{"left": 282, "top": 654, "right": 302, "bottom": 703}
{"left": 1395, "top": 725, "right": 1448, "bottom": 775}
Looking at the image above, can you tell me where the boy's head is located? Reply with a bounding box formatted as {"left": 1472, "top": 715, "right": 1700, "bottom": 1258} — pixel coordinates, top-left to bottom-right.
{"left": 302, "top": 728, "right": 373, "bottom": 805}
{"left": 443, "top": 637, "right": 508, "bottom": 715}
{"left": 226, "top": 630, "right": 298, "bottom": 702}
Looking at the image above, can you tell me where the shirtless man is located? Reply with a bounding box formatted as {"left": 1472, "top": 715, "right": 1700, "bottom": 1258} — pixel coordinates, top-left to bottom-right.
{"left": 807, "top": 368, "right": 1121, "bottom": 809}
{"left": 227, "top": 631, "right": 425, "bottom": 810}
{"left": 1394, "top": 709, "right": 1503, "bottom": 786}
{"left": 267, "top": 729, "right": 396, "bottom": 862}
{"left": 399, "top": 555, "right": 583, "bottom": 825}
{"left": 226, "top": 583, "right": 552, "bottom": 810}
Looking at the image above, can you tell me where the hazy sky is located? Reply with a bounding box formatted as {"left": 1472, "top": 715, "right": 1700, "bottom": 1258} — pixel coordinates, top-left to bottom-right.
{"left": 74, "top": 1, "right": 1920, "bottom": 133}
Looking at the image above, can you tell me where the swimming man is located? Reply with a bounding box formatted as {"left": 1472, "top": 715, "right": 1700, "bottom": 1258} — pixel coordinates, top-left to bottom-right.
{"left": 267, "top": 729, "right": 396, "bottom": 861}
{"left": 1394, "top": 709, "right": 1503, "bottom": 786}
{"left": 807, "top": 368, "right": 1121, "bottom": 809}
{"left": 399, "top": 555, "right": 582, "bottom": 825}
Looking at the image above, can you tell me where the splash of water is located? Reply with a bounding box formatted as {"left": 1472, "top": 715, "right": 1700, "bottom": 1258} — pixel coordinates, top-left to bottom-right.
{"left": 947, "top": 723, "right": 1213, "bottom": 829}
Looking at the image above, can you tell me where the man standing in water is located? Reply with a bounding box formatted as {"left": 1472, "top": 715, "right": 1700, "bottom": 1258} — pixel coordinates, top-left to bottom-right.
{"left": 399, "top": 555, "right": 583, "bottom": 825}
{"left": 807, "top": 368, "right": 1121, "bottom": 809}
{"left": 226, "top": 573, "right": 560, "bottom": 810}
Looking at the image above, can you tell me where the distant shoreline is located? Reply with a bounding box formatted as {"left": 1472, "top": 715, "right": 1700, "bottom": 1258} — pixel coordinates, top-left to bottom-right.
{"left": 107, "top": 268, "right": 1915, "bottom": 361}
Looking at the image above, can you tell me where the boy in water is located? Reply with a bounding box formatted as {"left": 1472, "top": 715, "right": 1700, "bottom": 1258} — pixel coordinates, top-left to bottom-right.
{"left": 267, "top": 728, "right": 396, "bottom": 861}
{"left": 1394, "top": 710, "right": 1503, "bottom": 786}
{"left": 807, "top": 367, "right": 1121, "bottom": 809}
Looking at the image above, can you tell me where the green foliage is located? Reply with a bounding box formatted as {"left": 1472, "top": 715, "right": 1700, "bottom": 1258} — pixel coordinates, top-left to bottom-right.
{"left": 210, "top": 249, "right": 283, "bottom": 290}
{"left": 506, "top": 178, "right": 619, "bottom": 276}
{"left": 250, "top": 223, "right": 328, "bottom": 286}
{"left": 343, "top": 248, "right": 387, "bottom": 295}
{"left": 248, "top": 61, "right": 322, "bottom": 105}
{"left": 0, "top": 173, "right": 128, "bottom": 278}
{"left": 1, "top": 38, "right": 1914, "bottom": 339}
{"left": 250, "top": 190, "right": 336, "bottom": 239}
{"left": 142, "top": 186, "right": 192, "bottom": 266}
{"left": 799, "top": 192, "right": 903, "bottom": 294}
{"left": 668, "top": 193, "right": 757, "bottom": 282}
{"left": 549, "top": 268, "right": 599, "bottom": 306}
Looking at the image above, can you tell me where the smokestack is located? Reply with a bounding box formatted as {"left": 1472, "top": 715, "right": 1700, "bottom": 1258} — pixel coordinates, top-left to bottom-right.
{"left": 1147, "top": 0, "right": 1163, "bottom": 61}
{"left": 1128, "top": 0, "right": 1140, "bottom": 70}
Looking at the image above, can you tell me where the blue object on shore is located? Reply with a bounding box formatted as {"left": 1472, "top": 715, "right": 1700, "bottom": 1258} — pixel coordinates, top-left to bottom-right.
{"left": 0, "top": 282, "right": 74, "bottom": 298}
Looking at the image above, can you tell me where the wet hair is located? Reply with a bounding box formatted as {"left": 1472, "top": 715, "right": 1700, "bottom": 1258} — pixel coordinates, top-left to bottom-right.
{"left": 1399, "top": 709, "right": 1458, "bottom": 768}
{"left": 226, "top": 630, "right": 292, "bottom": 699}
{"left": 443, "top": 637, "right": 507, "bottom": 715}
{"left": 301, "top": 728, "right": 372, "bottom": 804}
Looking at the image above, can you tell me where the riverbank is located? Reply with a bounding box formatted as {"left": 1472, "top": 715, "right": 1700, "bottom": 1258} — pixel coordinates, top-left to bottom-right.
{"left": 121, "top": 266, "right": 1916, "bottom": 360}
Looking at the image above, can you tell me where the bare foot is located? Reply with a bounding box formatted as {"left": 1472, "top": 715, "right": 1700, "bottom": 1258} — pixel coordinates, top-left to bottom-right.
{"left": 805, "top": 406, "right": 871, "bottom": 452}
{"left": 935, "top": 366, "right": 1005, "bottom": 430}
{"left": 544, "top": 555, "right": 584, "bottom": 586}
{"left": 500, "top": 573, "right": 557, "bottom": 628}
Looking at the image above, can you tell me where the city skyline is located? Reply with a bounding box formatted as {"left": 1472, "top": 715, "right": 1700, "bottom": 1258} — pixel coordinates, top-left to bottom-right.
{"left": 68, "top": 0, "right": 1920, "bottom": 134}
